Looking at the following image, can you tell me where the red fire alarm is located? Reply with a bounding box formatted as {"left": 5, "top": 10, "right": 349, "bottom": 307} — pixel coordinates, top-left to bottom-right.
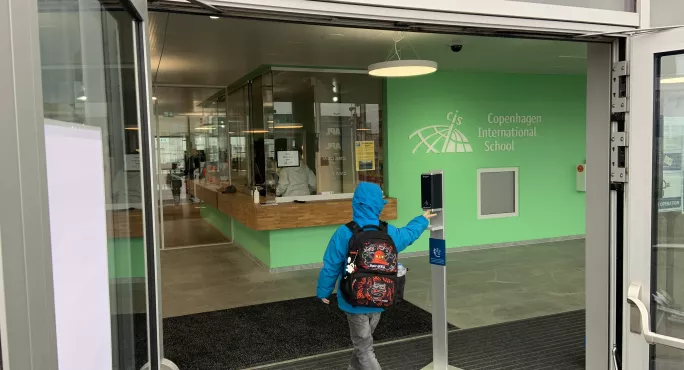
{"left": 577, "top": 165, "right": 584, "bottom": 173}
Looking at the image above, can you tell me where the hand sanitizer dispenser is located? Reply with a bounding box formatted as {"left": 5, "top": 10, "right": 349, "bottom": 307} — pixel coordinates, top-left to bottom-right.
{"left": 421, "top": 173, "right": 443, "bottom": 210}
{"left": 576, "top": 164, "right": 587, "bottom": 192}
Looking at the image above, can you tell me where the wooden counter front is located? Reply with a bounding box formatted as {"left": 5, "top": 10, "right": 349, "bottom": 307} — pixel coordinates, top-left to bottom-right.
{"left": 195, "top": 184, "right": 219, "bottom": 209}
{"left": 187, "top": 180, "right": 220, "bottom": 208}
{"left": 217, "top": 192, "right": 398, "bottom": 231}
{"left": 108, "top": 209, "right": 143, "bottom": 238}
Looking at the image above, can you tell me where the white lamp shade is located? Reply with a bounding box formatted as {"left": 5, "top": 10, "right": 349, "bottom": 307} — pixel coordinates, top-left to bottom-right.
{"left": 368, "top": 60, "right": 437, "bottom": 77}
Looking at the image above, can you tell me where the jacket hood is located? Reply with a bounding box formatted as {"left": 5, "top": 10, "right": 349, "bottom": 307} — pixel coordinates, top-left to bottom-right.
{"left": 352, "top": 182, "right": 388, "bottom": 226}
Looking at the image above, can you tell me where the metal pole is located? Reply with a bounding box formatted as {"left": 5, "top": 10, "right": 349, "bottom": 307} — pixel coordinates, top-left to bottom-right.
{"left": 422, "top": 171, "right": 457, "bottom": 370}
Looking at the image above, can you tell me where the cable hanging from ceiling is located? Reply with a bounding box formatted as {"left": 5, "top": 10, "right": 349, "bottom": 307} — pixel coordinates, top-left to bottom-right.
{"left": 368, "top": 31, "right": 437, "bottom": 78}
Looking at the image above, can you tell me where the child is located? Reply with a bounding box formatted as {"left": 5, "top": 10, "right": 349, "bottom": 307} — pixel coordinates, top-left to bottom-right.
{"left": 316, "top": 182, "right": 435, "bottom": 370}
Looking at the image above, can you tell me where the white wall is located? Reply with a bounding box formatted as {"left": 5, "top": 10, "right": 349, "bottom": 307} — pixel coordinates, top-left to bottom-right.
{"left": 651, "top": 0, "right": 684, "bottom": 27}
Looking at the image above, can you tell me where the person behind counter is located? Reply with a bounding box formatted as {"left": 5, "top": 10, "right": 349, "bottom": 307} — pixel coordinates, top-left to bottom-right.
{"left": 276, "top": 148, "right": 316, "bottom": 197}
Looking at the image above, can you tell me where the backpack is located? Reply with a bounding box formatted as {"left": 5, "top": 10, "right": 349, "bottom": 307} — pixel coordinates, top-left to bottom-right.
{"left": 340, "top": 221, "right": 403, "bottom": 308}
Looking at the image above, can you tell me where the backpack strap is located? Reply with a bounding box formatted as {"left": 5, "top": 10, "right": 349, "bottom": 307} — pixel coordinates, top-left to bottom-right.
{"left": 345, "top": 221, "right": 361, "bottom": 234}
{"left": 347, "top": 221, "right": 388, "bottom": 232}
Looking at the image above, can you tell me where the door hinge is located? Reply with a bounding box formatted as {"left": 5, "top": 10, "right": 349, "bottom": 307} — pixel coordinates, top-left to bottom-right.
{"left": 612, "top": 61, "right": 629, "bottom": 114}
{"left": 611, "top": 132, "right": 628, "bottom": 183}
{"left": 611, "top": 60, "right": 628, "bottom": 184}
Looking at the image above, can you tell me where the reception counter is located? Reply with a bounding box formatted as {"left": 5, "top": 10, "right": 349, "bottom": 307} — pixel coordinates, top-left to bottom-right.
{"left": 107, "top": 181, "right": 399, "bottom": 272}
{"left": 107, "top": 209, "right": 145, "bottom": 280}
{"left": 189, "top": 180, "right": 398, "bottom": 270}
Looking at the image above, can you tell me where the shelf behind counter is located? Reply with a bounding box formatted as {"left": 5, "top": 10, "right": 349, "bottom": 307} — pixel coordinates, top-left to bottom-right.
{"left": 188, "top": 179, "right": 398, "bottom": 231}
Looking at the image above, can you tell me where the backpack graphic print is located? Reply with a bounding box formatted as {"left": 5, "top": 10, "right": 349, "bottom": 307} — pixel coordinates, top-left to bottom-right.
{"left": 340, "top": 221, "right": 403, "bottom": 308}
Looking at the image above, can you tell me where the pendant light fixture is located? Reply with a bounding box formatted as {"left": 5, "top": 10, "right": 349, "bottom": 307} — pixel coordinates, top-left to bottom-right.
{"left": 368, "top": 32, "right": 437, "bottom": 78}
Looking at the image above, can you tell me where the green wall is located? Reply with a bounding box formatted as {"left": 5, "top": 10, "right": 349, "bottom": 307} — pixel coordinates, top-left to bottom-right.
{"left": 269, "top": 226, "right": 338, "bottom": 268}
{"left": 233, "top": 220, "right": 271, "bottom": 266}
{"left": 228, "top": 218, "right": 337, "bottom": 269}
{"left": 387, "top": 71, "right": 586, "bottom": 252}
{"left": 108, "top": 238, "right": 145, "bottom": 279}
{"left": 201, "top": 203, "right": 233, "bottom": 239}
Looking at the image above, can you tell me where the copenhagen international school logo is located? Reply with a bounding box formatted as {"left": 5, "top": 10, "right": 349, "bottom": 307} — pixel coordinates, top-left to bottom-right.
{"left": 409, "top": 111, "right": 473, "bottom": 154}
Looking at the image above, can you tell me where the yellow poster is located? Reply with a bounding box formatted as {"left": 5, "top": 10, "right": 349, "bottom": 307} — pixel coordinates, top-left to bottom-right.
{"left": 355, "top": 141, "right": 375, "bottom": 171}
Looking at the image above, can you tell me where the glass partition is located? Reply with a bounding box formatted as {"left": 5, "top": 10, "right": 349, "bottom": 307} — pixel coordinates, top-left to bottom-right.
{"left": 203, "top": 67, "right": 384, "bottom": 201}
{"left": 225, "top": 86, "right": 250, "bottom": 187}
{"left": 269, "top": 68, "right": 384, "bottom": 199}
{"left": 153, "top": 86, "right": 231, "bottom": 249}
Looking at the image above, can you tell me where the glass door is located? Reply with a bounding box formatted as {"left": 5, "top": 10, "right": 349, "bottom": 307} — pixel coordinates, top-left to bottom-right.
{"left": 37, "top": 0, "right": 169, "bottom": 369}
{"left": 623, "top": 28, "right": 684, "bottom": 370}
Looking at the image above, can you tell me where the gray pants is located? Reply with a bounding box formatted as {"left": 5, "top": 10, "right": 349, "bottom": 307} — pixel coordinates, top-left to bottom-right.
{"left": 346, "top": 312, "right": 382, "bottom": 370}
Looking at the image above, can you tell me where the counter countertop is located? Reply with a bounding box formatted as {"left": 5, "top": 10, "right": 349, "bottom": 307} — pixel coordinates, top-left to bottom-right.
{"left": 110, "top": 180, "right": 399, "bottom": 236}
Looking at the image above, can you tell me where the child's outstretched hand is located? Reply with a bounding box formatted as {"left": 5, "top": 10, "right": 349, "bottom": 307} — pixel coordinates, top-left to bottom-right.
{"left": 423, "top": 210, "right": 437, "bottom": 220}
{"left": 321, "top": 298, "right": 330, "bottom": 304}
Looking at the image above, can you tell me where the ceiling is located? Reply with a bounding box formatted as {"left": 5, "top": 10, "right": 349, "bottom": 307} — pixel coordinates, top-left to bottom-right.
{"left": 148, "top": 11, "right": 588, "bottom": 88}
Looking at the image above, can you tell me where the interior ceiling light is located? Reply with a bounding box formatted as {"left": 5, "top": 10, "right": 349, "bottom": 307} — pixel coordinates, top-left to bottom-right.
{"left": 368, "top": 32, "right": 437, "bottom": 78}
{"left": 210, "top": 16, "right": 220, "bottom": 19}
{"left": 662, "top": 77, "right": 684, "bottom": 84}
{"left": 77, "top": 95, "right": 87, "bottom": 101}
{"left": 245, "top": 130, "right": 270, "bottom": 134}
{"left": 273, "top": 125, "right": 303, "bottom": 129}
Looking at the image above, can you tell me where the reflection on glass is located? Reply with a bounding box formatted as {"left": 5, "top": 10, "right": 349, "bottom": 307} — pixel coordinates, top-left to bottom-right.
{"left": 226, "top": 86, "right": 250, "bottom": 187}
{"left": 38, "top": 1, "right": 148, "bottom": 368}
{"left": 190, "top": 67, "right": 384, "bottom": 200}
{"left": 153, "top": 86, "right": 231, "bottom": 249}
{"left": 270, "top": 70, "right": 384, "bottom": 197}
{"left": 652, "top": 52, "right": 684, "bottom": 368}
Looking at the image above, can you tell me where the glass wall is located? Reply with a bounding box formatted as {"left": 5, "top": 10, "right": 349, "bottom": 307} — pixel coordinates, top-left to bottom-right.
{"left": 38, "top": 0, "right": 148, "bottom": 368}
{"left": 153, "top": 86, "right": 231, "bottom": 249}
{"left": 220, "top": 67, "right": 384, "bottom": 200}
{"left": 225, "top": 86, "right": 250, "bottom": 187}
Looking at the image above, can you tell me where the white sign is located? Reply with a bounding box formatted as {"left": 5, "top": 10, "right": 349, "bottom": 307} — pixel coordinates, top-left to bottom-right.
{"left": 409, "top": 111, "right": 472, "bottom": 154}
{"left": 320, "top": 103, "right": 354, "bottom": 117}
{"left": 277, "top": 150, "right": 300, "bottom": 168}
{"left": 409, "top": 110, "right": 543, "bottom": 154}
{"left": 44, "top": 120, "right": 113, "bottom": 370}
{"left": 125, "top": 154, "right": 141, "bottom": 171}
{"left": 659, "top": 117, "right": 684, "bottom": 213}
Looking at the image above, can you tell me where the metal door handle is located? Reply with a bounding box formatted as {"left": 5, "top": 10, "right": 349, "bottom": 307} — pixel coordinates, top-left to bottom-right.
{"left": 627, "top": 283, "right": 684, "bottom": 350}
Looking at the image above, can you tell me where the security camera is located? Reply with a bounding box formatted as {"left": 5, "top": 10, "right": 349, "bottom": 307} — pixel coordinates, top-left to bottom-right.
{"left": 450, "top": 44, "right": 463, "bottom": 52}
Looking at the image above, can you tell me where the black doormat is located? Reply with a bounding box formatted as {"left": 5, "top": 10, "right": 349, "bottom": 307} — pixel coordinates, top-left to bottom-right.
{"left": 154, "top": 295, "right": 454, "bottom": 370}
{"left": 262, "top": 309, "right": 586, "bottom": 370}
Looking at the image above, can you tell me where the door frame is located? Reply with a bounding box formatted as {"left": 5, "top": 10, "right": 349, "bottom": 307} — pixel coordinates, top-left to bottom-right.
{"left": 0, "top": 0, "right": 167, "bottom": 369}
{"left": 1, "top": 0, "right": 625, "bottom": 369}
{"left": 161, "top": 0, "right": 639, "bottom": 34}
{"left": 622, "top": 27, "right": 684, "bottom": 370}
{"left": 149, "top": 2, "right": 620, "bottom": 370}
{"left": 151, "top": 3, "right": 619, "bottom": 370}
{"left": 0, "top": 0, "right": 58, "bottom": 368}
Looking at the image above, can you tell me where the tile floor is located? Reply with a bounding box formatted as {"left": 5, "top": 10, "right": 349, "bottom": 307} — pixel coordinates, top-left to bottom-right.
{"left": 161, "top": 239, "right": 585, "bottom": 328}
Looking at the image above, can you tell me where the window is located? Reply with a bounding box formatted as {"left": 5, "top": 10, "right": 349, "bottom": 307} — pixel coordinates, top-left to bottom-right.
{"left": 477, "top": 168, "right": 519, "bottom": 219}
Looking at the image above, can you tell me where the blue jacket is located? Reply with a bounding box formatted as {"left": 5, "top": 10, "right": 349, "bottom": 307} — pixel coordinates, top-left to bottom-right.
{"left": 316, "top": 182, "right": 429, "bottom": 314}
